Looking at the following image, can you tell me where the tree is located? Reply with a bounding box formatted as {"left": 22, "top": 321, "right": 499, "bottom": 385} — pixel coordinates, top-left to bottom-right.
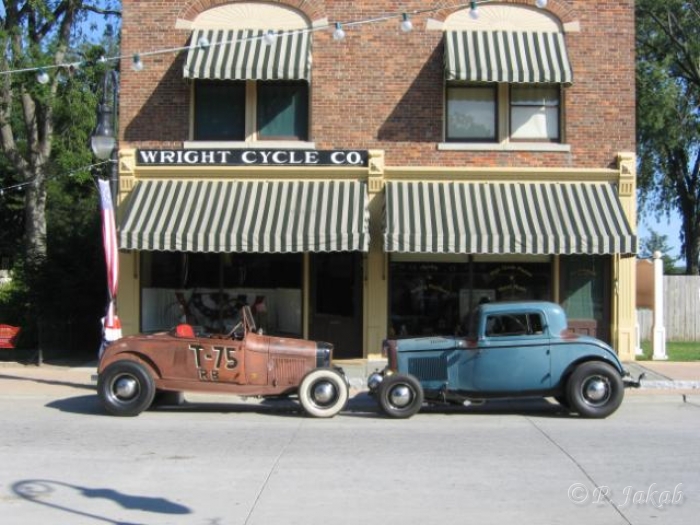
{"left": 0, "top": 1, "right": 120, "bottom": 260}
{"left": 1, "top": 1, "right": 120, "bottom": 356}
{"left": 639, "top": 230, "right": 683, "bottom": 274}
{"left": 636, "top": 0, "right": 700, "bottom": 274}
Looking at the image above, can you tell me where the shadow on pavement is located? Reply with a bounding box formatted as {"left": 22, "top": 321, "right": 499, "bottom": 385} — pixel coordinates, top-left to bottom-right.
{"left": 45, "top": 391, "right": 576, "bottom": 419}
{"left": 0, "top": 373, "right": 95, "bottom": 391}
{"left": 12, "top": 479, "right": 190, "bottom": 524}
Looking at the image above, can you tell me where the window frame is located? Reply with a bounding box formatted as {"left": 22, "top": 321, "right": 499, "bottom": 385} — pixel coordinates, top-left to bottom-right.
{"left": 509, "top": 84, "right": 561, "bottom": 143}
{"left": 444, "top": 82, "right": 564, "bottom": 145}
{"left": 445, "top": 83, "right": 498, "bottom": 143}
{"left": 191, "top": 79, "right": 310, "bottom": 143}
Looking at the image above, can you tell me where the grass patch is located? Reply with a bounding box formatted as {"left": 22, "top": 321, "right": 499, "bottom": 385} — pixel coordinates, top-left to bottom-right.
{"left": 638, "top": 341, "right": 700, "bottom": 361}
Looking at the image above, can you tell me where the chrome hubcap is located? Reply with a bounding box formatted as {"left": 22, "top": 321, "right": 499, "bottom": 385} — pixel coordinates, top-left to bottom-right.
{"left": 312, "top": 381, "right": 337, "bottom": 406}
{"left": 113, "top": 376, "right": 139, "bottom": 401}
{"left": 389, "top": 385, "right": 412, "bottom": 408}
{"left": 582, "top": 376, "right": 610, "bottom": 405}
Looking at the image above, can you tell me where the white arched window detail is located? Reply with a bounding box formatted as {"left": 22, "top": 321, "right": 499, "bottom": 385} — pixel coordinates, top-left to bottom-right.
{"left": 182, "top": 3, "right": 313, "bottom": 148}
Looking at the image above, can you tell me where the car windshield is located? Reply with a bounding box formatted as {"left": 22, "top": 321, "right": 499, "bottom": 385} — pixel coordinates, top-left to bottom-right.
{"left": 242, "top": 305, "right": 257, "bottom": 332}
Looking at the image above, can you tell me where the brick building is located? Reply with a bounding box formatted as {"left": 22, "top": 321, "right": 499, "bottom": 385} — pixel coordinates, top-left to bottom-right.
{"left": 115, "top": 0, "right": 638, "bottom": 360}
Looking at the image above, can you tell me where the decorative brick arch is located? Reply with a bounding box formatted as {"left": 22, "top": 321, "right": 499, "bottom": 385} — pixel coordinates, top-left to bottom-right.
{"left": 178, "top": 0, "right": 327, "bottom": 25}
{"left": 431, "top": 0, "right": 579, "bottom": 27}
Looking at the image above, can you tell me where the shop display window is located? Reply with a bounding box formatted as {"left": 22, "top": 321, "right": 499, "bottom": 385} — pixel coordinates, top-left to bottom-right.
{"left": 141, "top": 252, "right": 302, "bottom": 336}
{"left": 389, "top": 258, "right": 552, "bottom": 338}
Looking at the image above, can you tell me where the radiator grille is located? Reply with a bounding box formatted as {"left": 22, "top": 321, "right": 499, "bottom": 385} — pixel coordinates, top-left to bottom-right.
{"left": 272, "top": 357, "right": 307, "bottom": 385}
{"left": 408, "top": 356, "right": 448, "bottom": 381}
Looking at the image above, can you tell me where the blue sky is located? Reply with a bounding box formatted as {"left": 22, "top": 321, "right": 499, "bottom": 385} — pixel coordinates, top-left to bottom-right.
{"left": 637, "top": 210, "right": 682, "bottom": 259}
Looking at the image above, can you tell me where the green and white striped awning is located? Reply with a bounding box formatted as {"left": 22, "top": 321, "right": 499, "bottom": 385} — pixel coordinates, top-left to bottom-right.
{"left": 383, "top": 181, "right": 636, "bottom": 255}
{"left": 183, "top": 28, "right": 311, "bottom": 81}
{"left": 445, "top": 30, "right": 573, "bottom": 84}
{"left": 119, "top": 180, "right": 369, "bottom": 253}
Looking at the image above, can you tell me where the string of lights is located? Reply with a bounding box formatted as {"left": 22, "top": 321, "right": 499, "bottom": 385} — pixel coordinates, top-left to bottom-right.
{"left": 0, "top": 0, "right": 550, "bottom": 197}
{"left": 0, "top": 0, "right": 548, "bottom": 81}
{"left": 0, "top": 160, "right": 113, "bottom": 198}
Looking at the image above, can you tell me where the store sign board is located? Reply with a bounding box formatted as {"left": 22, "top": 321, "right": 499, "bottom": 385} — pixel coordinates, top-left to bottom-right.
{"left": 136, "top": 149, "right": 368, "bottom": 167}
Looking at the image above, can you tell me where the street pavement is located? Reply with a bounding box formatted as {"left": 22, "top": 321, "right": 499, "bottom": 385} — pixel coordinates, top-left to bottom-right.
{"left": 0, "top": 358, "right": 698, "bottom": 524}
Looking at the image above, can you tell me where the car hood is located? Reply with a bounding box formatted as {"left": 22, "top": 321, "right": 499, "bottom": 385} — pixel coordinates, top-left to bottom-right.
{"left": 393, "top": 336, "right": 465, "bottom": 352}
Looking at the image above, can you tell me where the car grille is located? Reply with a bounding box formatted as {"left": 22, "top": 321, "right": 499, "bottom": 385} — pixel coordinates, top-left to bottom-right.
{"left": 272, "top": 357, "right": 307, "bottom": 385}
{"left": 407, "top": 356, "right": 448, "bottom": 381}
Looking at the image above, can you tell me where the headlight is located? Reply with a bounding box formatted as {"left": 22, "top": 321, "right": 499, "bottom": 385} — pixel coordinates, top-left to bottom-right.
{"left": 367, "top": 371, "right": 384, "bottom": 392}
{"left": 316, "top": 342, "right": 333, "bottom": 367}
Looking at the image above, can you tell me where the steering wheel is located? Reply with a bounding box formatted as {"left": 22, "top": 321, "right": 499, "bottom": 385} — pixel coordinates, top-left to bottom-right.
{"left": 225, "top": 320, "right": 244, "bottom": 340}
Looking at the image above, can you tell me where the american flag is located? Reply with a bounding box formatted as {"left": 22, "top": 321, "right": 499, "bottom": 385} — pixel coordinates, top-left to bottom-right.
{"left": 98, "top": 179, "right": 121, "bottom": 353}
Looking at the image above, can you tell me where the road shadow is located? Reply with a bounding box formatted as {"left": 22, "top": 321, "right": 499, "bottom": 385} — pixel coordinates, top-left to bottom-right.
{"left": 344, "top": 392, "right": 577, "bottom": 419}
{"left": 0, "top": 372, "right": 95, "bottom": 391}
{"left": 12, "top": 479, "right": 190, "bottom": 524}
{"left": 46, "top": 391, "right": 576, "bottom": 420}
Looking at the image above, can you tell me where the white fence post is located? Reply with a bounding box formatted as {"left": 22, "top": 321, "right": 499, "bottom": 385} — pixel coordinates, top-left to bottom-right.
{"left": 652, "top": 251, "right": 668, "bottom": 360}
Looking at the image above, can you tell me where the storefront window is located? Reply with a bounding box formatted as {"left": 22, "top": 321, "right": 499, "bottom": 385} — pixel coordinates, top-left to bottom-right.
{"left": 389, "top": 256, "right": 552, "bottom": 338}
{"left": 141, "top": 252, "right": 302, "bottom": 336}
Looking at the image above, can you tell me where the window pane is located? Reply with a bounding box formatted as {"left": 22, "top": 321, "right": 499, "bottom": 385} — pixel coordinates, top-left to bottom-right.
{"left": 510, "top": 85, "right": 559, "bottom": 140}
{"left": 446, "top": 86, "right": 496, "bottom": 140}
{"left": 257, "top": 82, "right": 308, "bottom": 140}
{"left": 511, "top": 106, "right": 558, "bottom": 139}
{"left": 194, "top": 81, "right": 245, "bottom": 140}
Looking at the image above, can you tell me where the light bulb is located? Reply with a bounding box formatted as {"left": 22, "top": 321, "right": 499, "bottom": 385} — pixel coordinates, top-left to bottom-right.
{"left": 333, "top": 22, "right": 346, "bottom": 41}
{"left": 132, "top": 54, "right": 144, "bottom": 71}
{"left": 536, "top": 0, "right": 548, "bottom": 8}
{"left": 469, "top": 2, "right": 479, "bottom": 20}
{"left": 263, "top": 30, "right": 277, "bottom": 45}
{"left": 400, "top": 14, "right": 413, "bottom": 33}
{"left": 36, "top": 69, "right": 50, "bottom": 84}
{"left": 197, "top": 36, "right": 210, "bottom": 48}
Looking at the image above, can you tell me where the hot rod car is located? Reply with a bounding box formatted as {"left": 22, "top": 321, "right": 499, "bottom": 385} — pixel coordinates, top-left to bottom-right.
{"left": 367, "top": 301, "right": 642, "bottom": 419}
{"left": 97, "top": 305, "right": 349, "bottom": 418}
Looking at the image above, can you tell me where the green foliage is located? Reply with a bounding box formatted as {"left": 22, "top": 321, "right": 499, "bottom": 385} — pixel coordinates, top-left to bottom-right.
{"left": 636, "top": 0, "right": 700, "bottom": 274}
{"left": 0, "top": 1, "right": 121, "bottom": 357}
{"left": 639, "top": 341, "right": 700, "bottom": 361}
{"left": 639, "top": 230, "right": 683, "bottom": 273}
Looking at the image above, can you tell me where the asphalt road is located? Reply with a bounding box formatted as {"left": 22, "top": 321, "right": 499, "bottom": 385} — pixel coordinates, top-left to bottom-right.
{"left": 0, "top": 369, "right": 697, "bottom": 525}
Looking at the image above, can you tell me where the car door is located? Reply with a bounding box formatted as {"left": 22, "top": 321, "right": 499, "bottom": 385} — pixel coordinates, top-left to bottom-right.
{"left": 472, "top": 311, "right": 551, "bottom": 393}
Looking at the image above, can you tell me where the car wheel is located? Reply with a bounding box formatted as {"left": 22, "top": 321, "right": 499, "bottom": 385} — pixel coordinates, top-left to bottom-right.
{"left": 298, "top": 369, "right": 349, "bottom": 418}
{"left": 377, "top": 374, "right": 424, "bottom": 419}
{"left": 98, "top": 361, "right": 156, "bottom": 417}
{"left": 567, "top": 362, "right": 624, "bottom": 418}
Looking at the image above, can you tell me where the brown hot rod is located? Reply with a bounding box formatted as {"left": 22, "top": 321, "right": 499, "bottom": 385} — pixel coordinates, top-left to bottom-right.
{"left": 97, "top": 305, "right": 348, "bottom": 418}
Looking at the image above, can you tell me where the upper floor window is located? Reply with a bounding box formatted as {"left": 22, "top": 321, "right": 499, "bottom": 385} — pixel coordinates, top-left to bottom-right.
{"left": 446, "top": 83, "right": 561, "bottom": 143}
{"left": 181, "top": 2, "right": 312, "bottom": 144}
{"left": 194, "top": 80, "right": 309, "bottom": 141}
{"left": 442, "top": 5, "right": 572, "bottom": 148}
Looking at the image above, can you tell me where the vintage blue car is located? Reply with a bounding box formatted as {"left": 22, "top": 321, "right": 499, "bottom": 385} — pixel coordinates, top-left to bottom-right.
{"left": 367, "top": 301, "right": 642, "bottom": 419}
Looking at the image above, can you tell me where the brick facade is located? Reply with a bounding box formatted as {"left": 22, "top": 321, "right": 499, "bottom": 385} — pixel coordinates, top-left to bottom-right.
{"left": 119, "top": 0, "right": 635, "bottom": 168}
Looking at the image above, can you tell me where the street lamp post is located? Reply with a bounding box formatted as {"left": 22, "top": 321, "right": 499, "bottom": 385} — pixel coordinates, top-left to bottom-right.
{"left": 91, "top": 69, "right": 119, "bottom": 202}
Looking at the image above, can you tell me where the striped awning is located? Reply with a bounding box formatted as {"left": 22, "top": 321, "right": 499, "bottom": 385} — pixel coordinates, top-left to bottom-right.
{"left": 383, "top": 181, "right": 636, "bottom": 255}
{"left": 119, "top": 180, "right": 369, "bottom": 253}
{"left": 183, "top": 28, "right": 311, "bottom": 81}
{"left": 445, "top": 30, "right": 573, "bottom": 84}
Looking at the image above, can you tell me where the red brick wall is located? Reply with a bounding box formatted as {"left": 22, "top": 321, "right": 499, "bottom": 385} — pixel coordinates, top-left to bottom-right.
{"left": 119, "top": 0, "right": 635, "bottom": 169}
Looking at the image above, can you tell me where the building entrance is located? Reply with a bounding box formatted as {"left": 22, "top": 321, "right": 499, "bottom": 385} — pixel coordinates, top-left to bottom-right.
{"left": 309, "top": 253, "right": 363, "bottom": 359}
